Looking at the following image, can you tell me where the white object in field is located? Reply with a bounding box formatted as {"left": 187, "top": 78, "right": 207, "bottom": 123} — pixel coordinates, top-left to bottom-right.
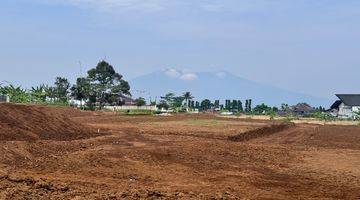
{"left": 104, "top": 105, "right": 157, "bottom": 111}
{"left": 0, "top": 94, "right": 9, "bottom": 103}
{"left": 221, "top": 112, "right": 233, "bottom": 115}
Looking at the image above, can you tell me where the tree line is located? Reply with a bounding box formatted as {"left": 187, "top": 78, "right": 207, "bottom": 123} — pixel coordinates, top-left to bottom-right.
{"left": 0, "top": 61, "right": 130, "bottom": 109}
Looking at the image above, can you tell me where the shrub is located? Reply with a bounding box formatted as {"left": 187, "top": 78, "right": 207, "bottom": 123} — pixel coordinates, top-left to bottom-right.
{"left": 313, "top": 111, "right": 334, "bottom": 121}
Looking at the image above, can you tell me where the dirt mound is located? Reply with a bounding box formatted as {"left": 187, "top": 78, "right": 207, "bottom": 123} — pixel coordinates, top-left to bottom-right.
{"left": 0, "top": 103, "right": 103, "bottom": 141}
{"left": 228, "top": 122, "right": 295, "bottom": 142}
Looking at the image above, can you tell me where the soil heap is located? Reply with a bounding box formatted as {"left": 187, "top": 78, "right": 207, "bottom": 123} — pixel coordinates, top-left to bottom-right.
{"left": 0, "top": 103, "right": 102, "bottom": 141}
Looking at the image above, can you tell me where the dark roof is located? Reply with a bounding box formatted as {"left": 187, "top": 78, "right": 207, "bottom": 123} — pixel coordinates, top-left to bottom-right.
{"left": 291, "top": 103, "right": 314, "bottom": 112}
{"left": 117, "top": 94, "right": 136, "bottom": 104}
{"left": 336, "top": 94, "right": 360, "bottom": 106}
{"left": 330, "top": 100, "right": 342, "bottom": 110}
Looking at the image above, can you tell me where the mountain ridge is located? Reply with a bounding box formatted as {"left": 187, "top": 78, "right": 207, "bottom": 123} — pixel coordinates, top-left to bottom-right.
{"left": 129, "top": 69, "right": 330, "bottom": 107}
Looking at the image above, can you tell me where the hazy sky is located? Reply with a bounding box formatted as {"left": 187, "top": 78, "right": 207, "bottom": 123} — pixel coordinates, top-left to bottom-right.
{"left": 1, "top": 0, "right": 359, "bottom": 99}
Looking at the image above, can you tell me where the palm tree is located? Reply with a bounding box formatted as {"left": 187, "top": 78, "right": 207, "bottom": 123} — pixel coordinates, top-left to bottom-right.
{"left": 183, "top": 92, "right": 193, "bottom": 111}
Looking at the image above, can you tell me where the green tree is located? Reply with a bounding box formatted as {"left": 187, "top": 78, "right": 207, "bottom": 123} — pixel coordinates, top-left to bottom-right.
{"left": 200, "top": 99, "right": 211, "bottom": 111}
{"left": 214, "top": 100, "right": 220, "bottom": 109}
{"left": 253, "top": 103, "right": 272, "bottom": 115}
{"left": 248, "top": 99, "right": 252, "bottom": 112}
{"left": 245, "top": 100, "right": 249, "bottom": 112}
{"left": 71, "top": 77, "right": 92, "bottom": 107}
{"left": 195, "top": 101, "right": 200, "bottom": 109}
{"left": 135, "top": 97, "right": 146, "bottom": 107}
{"left": 232, "top": 100, "right": 238, "bottom": 111}
{"left": 87, "top": 60, "right": 131, "bottom": 107}
{"left": 161, "top": 92, "right": 184, "bottom": 110}
{"left": 183, "top": 92, "right": 193, "bottom": 108}
{"left": 157, "top": 100, "right": 169, "bottom": 110}
{"left": 54, "top": 77, "right": 70, "bottom": 103}
{"left": 225, "top": 100, "right": 231, "bottom": 110}
{"left": 237, "top": 100, "right": 243, "bottom": 112}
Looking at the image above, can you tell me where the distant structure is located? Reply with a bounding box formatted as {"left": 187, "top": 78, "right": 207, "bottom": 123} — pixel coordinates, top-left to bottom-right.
{"left": 0, "top": 94, "right": 9, "bottom": 103}
{"left": 329, "top": 94, "right": 360, "bottom": 119}
{"left": 290, "top": 103, "right": 315, "bottom": 117}
{"left": 278, "top": 103, "right": 315, "bottom": 117}
{"left": 118, "top": 94, "right": 136, "bottom": 106}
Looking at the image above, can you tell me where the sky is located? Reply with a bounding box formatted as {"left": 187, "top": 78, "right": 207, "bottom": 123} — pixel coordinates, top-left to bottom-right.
{"left": 1, "top": 0, "right": 360, "bottom": 100}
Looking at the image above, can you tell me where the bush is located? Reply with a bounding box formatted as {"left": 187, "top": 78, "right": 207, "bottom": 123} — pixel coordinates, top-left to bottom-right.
{"left": 269, "top": 111, "right": 277, "bottom": 120}
{"left": 313, "top": 111, "right": 334, "bottom": 121}
{"left": 154, "top": 110, "right": 162, "bottom": 115}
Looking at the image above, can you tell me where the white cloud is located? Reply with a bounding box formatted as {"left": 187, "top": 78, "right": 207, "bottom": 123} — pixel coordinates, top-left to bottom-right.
{"left": 164, "top": 68, "right": 181, "bottom": 78}
{"left": 179, "top": 73, "right": 198, "bottom": 81}
{"left": 164, "top": 68, "right": 197, "bottom": 81}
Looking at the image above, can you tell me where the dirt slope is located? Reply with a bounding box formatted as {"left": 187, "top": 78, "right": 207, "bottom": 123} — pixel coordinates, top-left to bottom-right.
{"left": 0, "top": 103, "right": 103, "bottom": 141}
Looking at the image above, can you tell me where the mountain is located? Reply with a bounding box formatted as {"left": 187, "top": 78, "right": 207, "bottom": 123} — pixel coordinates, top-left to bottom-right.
{"left": 129, "top": 69, "right": 330, "bottom": 107}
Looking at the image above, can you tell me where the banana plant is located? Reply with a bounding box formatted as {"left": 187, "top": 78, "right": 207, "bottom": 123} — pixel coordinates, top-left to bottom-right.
{"left": 0, "top": 84, "right": 30, "bottom": 103}
{"left": 30, "top": 84, "right": 48, "bottom": 103}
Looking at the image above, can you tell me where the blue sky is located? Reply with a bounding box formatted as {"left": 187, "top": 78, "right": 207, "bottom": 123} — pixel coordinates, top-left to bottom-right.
{"left": 1, "top": 0, "right": 360, "bottom": 100}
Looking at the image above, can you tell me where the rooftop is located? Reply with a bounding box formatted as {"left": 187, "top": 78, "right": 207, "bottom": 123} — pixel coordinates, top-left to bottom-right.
{"left": 336, "top": 94, "right": 360, "bottom": 106}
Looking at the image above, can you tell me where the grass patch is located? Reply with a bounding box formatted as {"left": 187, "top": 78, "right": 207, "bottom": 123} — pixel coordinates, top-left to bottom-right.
{"left": 122, "top": 109, "right": 155, "bottom": 115}
{"left": 186, "top": 119, "right": 220, "bottom": 126}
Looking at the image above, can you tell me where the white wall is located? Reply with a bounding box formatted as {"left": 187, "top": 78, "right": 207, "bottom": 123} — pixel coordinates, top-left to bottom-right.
{"left": 104, "top": 105, "right": 157, "bottom": 111}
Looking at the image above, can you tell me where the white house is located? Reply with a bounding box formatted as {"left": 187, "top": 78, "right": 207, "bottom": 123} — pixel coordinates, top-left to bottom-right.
{"left": 0, "top": 94, "right": 9, "bottom": 103}
{"left": 330, "top": 94, "right": 360, "bottom": 119}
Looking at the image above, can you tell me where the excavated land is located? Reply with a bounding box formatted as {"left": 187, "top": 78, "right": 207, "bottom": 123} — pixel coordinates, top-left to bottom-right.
{"left": 0, "top": 103, "right": 360, "bottom": 199}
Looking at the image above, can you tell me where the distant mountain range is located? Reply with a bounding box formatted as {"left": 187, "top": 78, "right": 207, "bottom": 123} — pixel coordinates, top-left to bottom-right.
{"left": 129, "top": 69, "right": 330, "bottom": 107}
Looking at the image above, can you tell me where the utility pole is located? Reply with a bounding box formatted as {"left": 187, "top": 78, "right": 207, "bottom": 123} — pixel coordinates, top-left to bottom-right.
{"left": 78, "top": 61, "right": 83, "bottom": 77}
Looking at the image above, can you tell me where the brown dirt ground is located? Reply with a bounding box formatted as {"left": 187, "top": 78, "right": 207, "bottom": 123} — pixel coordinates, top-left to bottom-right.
{"left": 0, "top": 104, "right": 360, "bottom": 199}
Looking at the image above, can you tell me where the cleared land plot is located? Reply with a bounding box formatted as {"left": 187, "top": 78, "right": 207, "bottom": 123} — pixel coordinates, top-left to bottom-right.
{"left": 0, "top": 104, "right": 360, "bottom": 199}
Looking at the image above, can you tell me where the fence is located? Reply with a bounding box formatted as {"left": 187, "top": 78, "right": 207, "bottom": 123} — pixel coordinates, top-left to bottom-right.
{"left": 104, "top": 105, "right": 157, "bottom": 111}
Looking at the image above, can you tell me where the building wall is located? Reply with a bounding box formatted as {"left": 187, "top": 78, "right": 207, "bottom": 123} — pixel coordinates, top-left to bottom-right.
{"left": 338, "top": 103, "right": 357, "bottom": 118}
{"left": 352, "top": 106, "right": 360, "bottom": 112}
{"left": 0, "top": 95, "right": 9, "bottom": 103}
{"left": 104, "top": 105, "right": 157, "bottom": 111}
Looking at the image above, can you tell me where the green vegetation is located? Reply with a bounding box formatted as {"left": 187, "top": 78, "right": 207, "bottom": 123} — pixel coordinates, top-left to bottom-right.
{"left": 313, "top": 111, "right": 335, "bottom": 121}
{"left": 253, "top": 103, "right": 278, "bottom": 115}
{"left": 0, "top": 84, "right": 30, "bottom": 103}
{"left": 135, "top": 97, "right": 146, "bottom": 107}
{"left": 123, "top": 109, "right": 155, "bottom": 115}
{"left": 0, "top": 60, "right": 131, "bottom": 111}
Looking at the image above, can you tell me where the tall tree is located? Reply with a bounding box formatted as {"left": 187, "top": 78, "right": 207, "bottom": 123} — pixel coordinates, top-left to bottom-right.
{"left": 54, "top": 77, "right": 70, "bottom": 103}
{"left": 248, "top": 99, "right": 252, "bottom": 112}
{"left": 183, "top": 92, "right": 193, "bottom": 108}
{"left": 87, "top": 60, "right": 130, "bottom": 107}
{"left": 214, "top": 100, "right": 220, "bottom": 109}
{"left": 232, "top": 100, "right": 238, "bottom": 111}
{"left": 71, "top": 77, "right": 92, "bottom": 107}
{"left": 245, "top": 100, "right": 249, "bottom": 112}
{"left": 225, "top": 100, "right": 231, "bottom": 110}
{"left": 195, "top": 101, "right": 200, "bottom": 109}
{"left": 200, "top": 99, "right": 211, "bottom": 111}
{"left": 237, "top": 100, "right": 243, "bottom": 112}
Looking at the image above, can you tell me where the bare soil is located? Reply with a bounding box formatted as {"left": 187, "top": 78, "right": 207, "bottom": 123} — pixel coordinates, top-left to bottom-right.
{"left": 0, "top": 104, "right": 360, "bottom": 199}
